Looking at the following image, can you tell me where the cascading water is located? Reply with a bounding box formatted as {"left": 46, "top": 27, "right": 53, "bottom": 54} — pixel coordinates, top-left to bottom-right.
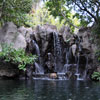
{"left": 29, "top": 27, "right": 91, "bottom": 80}
{"left": 53, "top": 32, "right": 62, "bottom": 72}
{"left": 34, "top": 62, "right": 44, "bottom": 74}
{"left": 61, "top": 48, "right": 70, "bottom": 74}
{"left": 32, "top": 40, "right": 40, "bottom": 62}
{"left": 75, "top": 53, "right": 81, "bottom": 80}
{"left": 32, "top": 40, "right": 44, "bottom": 74}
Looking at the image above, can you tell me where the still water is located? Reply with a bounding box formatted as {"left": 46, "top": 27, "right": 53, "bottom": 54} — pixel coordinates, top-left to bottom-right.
{"left": 0, "top": 79, "right": 100, "bottom": 100}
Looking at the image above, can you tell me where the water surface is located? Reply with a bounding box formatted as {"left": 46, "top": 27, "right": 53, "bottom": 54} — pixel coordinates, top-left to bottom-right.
{"left": 0, "top": 79, "right": 100, "bottom": 100}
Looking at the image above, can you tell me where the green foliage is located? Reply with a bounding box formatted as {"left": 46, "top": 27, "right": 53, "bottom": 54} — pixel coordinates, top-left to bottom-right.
{"left": 92, "top": 21, "right": 100, "bottom": 35}
{"left": 0, "top": 44, "right": 37, "bottom": 71}
{"left": 45, "top": 0, "right": 100, "bottom": 27}
{"left": 25, "top": 7, "right": 67, "bottom": 29}
{"left": 45, "top": 0, "right": 81, "bottom": 32}
{"left": 0, "top": 0, "right": 33, "bottom": 26}
{"left": 92, "top": 72, "right": 100, "bottom": 81}
{"left": 25, "top": 6, "right": 80, "bottom": 31}
{"left": 95, "top": 50, "right": 100, "bottom": 62}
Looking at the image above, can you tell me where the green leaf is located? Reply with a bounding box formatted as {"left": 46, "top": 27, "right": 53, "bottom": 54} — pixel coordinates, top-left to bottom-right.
{"left": 0, "top": 44, "right": 37, "bottom": 71}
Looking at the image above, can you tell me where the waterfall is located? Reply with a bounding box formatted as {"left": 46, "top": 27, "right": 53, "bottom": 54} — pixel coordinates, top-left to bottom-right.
{"left": 29, "top": 27, "right": 91, "bottom": 80}
{"left": 32, "top": 40, "right": 44, "bottom": 74}
{"left": 53, "top": 32, "right": 62, "bottom": 72}
{"left": 75, "top": 53, "right": 81, "bottom": 80}
{"left": 53, "top": 32, "right": 61, "bottom": 58}
{"left": 34, "top": 62, "right": 44, "bottom": 74}
{"left": 61, "top": 48, "right": 70, "bottom": 74}
{"left": 62, "top": 46, "right": 74, "bottom": 74}
{"left": 32, "top": 40, "right": 40, "bottom": 59}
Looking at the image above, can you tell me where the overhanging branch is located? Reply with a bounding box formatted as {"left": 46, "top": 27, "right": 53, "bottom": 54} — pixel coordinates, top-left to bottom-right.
{"left": 74, "top": 0, "right": 98, "bottom": 23}
{"left": 61, "top": 11, "right": 79, "bottom": 29}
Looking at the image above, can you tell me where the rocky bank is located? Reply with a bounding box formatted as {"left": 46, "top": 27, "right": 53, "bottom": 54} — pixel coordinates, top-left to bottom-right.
{"left": 0, "top": 22, "right": 98, "bottom": 80}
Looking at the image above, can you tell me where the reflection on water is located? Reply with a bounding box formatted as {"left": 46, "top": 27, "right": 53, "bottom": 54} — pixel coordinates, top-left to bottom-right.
{"left": 0, "top": 79, "right": 100, "bottom": 100}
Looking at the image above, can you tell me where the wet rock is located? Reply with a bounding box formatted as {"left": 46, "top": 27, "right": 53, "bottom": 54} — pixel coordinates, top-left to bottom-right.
{"left": 0, "top": 61, "right": 19, "bottom": 78}
{"left": 59, "top": 26, "right": 71, "bottom": 42}
{"left": 34, "top": 24, "right": 57, "bottom": 42}
{"left": 0, "top": 69, "right": 17, "bottom": 78}
{"left": 25, "top": 65, "right": 33, "bottom": 78}
{"left": 0, "top": 22, "right": 96, "bottom": 80}
{"left": 31, "top": 24, "right": 57, "bottom": 55}
{"left": 29, "top": 25, "right": 95, "bottom": 80}
{"left": 78, "top": 27, "right": 93, "bottom": 51}
{"left": 45, "top": 53, "right": 54, "bottom": 73}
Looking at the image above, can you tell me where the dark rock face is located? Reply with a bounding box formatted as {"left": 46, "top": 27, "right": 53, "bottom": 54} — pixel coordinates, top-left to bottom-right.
{"left": 0, "top": 60, "right": 19, "bottom": 78}
{"left": 44, "top": 53, "right": 55, "bottom": 73}
{"left": 28, "top": 25, "right": 96, "bottom": 80}
{"left": 0, "top": 23, "right": 97, "bottom": 80}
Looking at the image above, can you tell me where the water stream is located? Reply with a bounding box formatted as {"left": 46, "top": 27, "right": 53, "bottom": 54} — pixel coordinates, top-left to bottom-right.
{"left": 34, "top": 62, "right": 44, "bottom": 74}
{"left": 32, "top": 40, "right": 44, "bottom": 74}
{"left": 53, "top": 32, "right": 62, "bottom": 72}
{"left": 75, "top": 53, "right": 82, "bottom": 80}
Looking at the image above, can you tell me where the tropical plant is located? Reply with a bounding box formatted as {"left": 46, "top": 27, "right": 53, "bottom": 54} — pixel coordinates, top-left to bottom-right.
{"left": 92, "top": 72, "right": 100, "bottom": 81}
{"left": 0, "top": 44, "right": 37, "bottom": 71}
{"left": 95, "top": 50, "right": 100, "bottom": 62}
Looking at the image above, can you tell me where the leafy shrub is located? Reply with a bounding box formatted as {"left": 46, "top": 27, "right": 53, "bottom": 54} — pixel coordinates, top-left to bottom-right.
{"left": 0, "top": 44, "right": 37, "bottom": 71}
{"left": 95, "top": 50, "right": 100, "bottom": 62}
{"left": 92, "top": 72, "right": 100, "bottom": 81}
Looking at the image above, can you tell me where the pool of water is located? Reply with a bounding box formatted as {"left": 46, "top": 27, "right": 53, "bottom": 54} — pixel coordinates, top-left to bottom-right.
{"left": 0, "top": 79, "right": 100, "bottom": 100}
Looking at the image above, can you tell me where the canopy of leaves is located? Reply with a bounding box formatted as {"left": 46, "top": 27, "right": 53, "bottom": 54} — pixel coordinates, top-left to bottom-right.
{"left": 0, "top": 0, "right": 33, "bottom": 26}
{"left": 25, "top": 6, "right": 80, "bottom": 32}
{"left": 25, "top": 7, "right": 66, "bottom": 29}
{"left": 92, "top": 72, "right": 100, "bottom": 81}
{"left": 45, "top": 0, "right": 100, "bottom": 27}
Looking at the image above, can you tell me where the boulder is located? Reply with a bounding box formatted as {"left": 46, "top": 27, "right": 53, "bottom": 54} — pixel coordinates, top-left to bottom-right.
{"left": 0, "top": 61, "right": 19, "bottom": 78}
{"left": 59, "top": 26, "right": 71, "bottom": 42}
{"left": 45, "top": 53, "right": 54, "bottom": 73}
{"left": 0, "top": 69, "right": 17, "bottom": 78}
{"left": 0, "top": 22, "right": 26, "bottom": 49}
{"left": 78, "top": 27, "right": 92, "bottom": 51}
{"left": 14, "top": 34, "right": 26, "bottom": 49}
{"left": 18, "top": 26, "right": 32, "bottom": 43}
{"left": 78, "top": 27, "right": 96, "bottom": 59}
{"left": 34, "top": 24, "right": 57, "bottom": 42}
{"left": 32, "top": 24, "right": 57, "bottom": 54}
